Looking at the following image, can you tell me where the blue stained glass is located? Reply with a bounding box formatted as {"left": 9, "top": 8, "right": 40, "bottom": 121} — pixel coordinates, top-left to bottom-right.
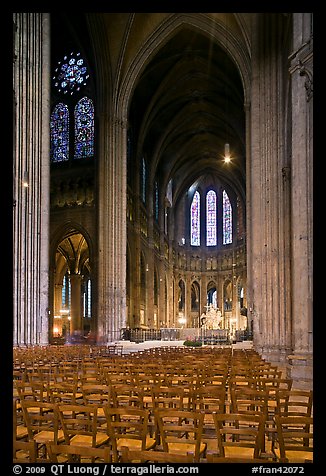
{"left": 74, "top": 97, "right": 94, "bottom": 159}
{"left": 206, "top": 190, "right": 217, "bottom": 246}
{"left": 191, "top": 191, "right": 200, "bottom": 246}
{"left": 50, "top": 103, "right": 69, "bottom": 162}
{"left": 53, "top": 52, "right": 88, "bottom": 95}
{"left": 223, "top": 190, "right": 233, "bottom": 244}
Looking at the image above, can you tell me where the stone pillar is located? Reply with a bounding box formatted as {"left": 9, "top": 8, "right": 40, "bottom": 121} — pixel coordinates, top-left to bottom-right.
{"left": 184, "top": 275, "right": 191, "bottom": 328}
{"left": 200, "top": 275, "right": 207, "bottom": 321}
{"left": 287, "top": 13, "right": 313, "bottom": 384}
{"left": 13, "top": 13, "right": 50, "bottom": 345}
{"left": 54, "top": 284, "right": 63, "bottom": 317}
{"left": 146, "top": 255, "right": 154, "bottom": 327}
{"left": 69, "top": 274, "right": 83, "bottom": 334}
{"left": 97, "top": 113, "right": 127, "bottom": 343}
{"left": 250, "top": 13, "right": 293, "bottom": 362}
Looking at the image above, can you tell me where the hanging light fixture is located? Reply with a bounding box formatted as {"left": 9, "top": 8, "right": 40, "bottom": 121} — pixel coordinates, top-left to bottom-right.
{"left": 224, "top": 143, "right": 231, "bottom": 163}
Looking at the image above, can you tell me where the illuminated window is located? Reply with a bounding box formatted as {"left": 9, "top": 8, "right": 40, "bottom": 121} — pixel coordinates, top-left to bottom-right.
{"left": 83, "top": 279, "right": 91, "bottom": 318}
{"left": 191, "top": 191, "right": 200, "bottom": 246}
{"left": 74, "top": 97, "right": 94, "bottom": 159}
{"left": 53, "top": 52, "right": 89, "bottom": 95}
{"left": 223, "top": 190, "right": 233, "bottom": 244}
{"left": 62, "top": 272, "right": 71, "bottom": 310}
{"left": 50, "top": 103, "right": 69, "bottom": 162}
{"left": 206, "top": 190, "right": 217, "bottom": 246}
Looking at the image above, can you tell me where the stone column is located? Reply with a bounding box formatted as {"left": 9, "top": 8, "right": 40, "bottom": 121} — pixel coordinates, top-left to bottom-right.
{"left": 54, "top": 284, "right": 63, "bottom": 317}
{"left": 69, "top": 274, "right": 83, "bottom": 334}
{"left": 97, "top": 113, "right": 127, "bottom": 343}
{"left": 287, "top": 13, "right": 313, "bottom": 384}
{"left": 250, "top": 13, "right": 293, "bottom": 362}
{"left": 184, "top": 275, "right": 191, "bottom": 328}
{"left": 13, "top": 13, "right": 50, "bottom": 345}
{"left": 200, "top": 275, "right": 207, "bottom": 321}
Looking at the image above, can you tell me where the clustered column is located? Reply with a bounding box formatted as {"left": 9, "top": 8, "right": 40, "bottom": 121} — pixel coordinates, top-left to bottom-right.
{"left": 288, "top": 13, "right": 313, "bottom": 382}
{"left": 13, "top": 13, "right": 50, "bottom": 345}
{"left": 97, "top": 112, "right": 127, "bottom": 343}
{"left": 249, "top": 13, "right": 292, "bottom": 362}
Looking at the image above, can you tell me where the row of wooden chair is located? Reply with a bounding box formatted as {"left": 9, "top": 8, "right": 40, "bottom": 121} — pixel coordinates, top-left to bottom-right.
{"left": 13, "top": 345, "right": 313, "bottom": 464}
{"left": 14, "top": 399, "right": 313, "bottom": 464}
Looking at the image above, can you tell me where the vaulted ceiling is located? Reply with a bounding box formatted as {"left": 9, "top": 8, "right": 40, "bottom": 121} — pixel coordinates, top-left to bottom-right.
{"left": 128, "top": 27, "right": 246, "bottom": 205}
{"left": 50, "top": 13, "right": 247, "bottom": 207}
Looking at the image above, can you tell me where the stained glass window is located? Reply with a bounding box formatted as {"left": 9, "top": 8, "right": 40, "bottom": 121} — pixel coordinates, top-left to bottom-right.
{"left": 191, "top": 191, "right": 200, "bottom": 246}
{"left": 83, "top": 279, "right": 91, "bottom": 318}
{"left": 62, "top": 272, "right": 71, "bottom": 310}
{"left": 53, "top": 52, "right": 89, "bottom": 95}
{"left": 74, "top": 97, "right": 94, "bottom": 159}
{"left": 206, "top": 190, "right": 217, "bottom": 246}
{"left": 223, "top": 190, "right": 233, "bottom": 244}
{"left": 50, "top": 103, "right": 69, "bottom": 162}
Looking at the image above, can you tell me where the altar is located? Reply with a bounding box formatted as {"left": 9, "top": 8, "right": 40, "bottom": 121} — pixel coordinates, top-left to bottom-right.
{"left": 200, "top": 304, "right": 223, "bottom": 330}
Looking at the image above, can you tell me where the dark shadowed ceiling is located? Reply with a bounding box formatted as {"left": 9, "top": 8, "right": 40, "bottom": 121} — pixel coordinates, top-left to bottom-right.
{"left": 50, "top": 13, "right": 246, "bottom": 205}
{"left": 128, "top": 27, "right": 246, "bottom": 205}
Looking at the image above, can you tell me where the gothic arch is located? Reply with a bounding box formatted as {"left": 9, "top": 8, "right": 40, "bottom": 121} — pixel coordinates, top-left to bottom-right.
{"left": 118, "top": 13, "right": 251, "bottom": 116}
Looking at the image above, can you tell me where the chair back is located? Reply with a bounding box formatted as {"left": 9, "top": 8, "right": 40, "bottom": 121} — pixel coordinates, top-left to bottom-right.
{"left": 274, "top": 415, "right": 313, "bottom": 463}
{"left": 104, "top": 406, "right": 154, "bottom": 462}
{"left": 57, "top": 403, "right": 99, "bottom": 446}
{"left": 46, "top": 443, "right": 111, "bottom": 463}
{"left": 154, "top": 408, "right": 206, "bottom": 462}
{"left": 212, "top": 412, "right": 266, "bottom": 460}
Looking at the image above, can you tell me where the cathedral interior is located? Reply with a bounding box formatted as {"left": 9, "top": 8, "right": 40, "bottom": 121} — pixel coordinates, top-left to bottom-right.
{"left": 13, "top": 13, "right": 313, "bottom": 387}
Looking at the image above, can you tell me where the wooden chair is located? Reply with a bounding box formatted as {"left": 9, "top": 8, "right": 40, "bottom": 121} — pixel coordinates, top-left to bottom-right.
{"left": 190, "top": 386, "right": 226, "bottom": 454}
{"left": 58, "top": 403, "right": 109, "bottom": 448}
{"left": 20, "top": 401, "right": 65, "bottom": 460}
{"left": 13, "top": 397, "right": 28, "bottom": 441}
{"left": 49, "top": 381, "right": 83, "bottom": 406}
{"left": 81, "top": 383, "right": 112, "bottom": 425}
{"left": 258, "top": 377, "right": 293, "bottom": 449}
{"left": 151, "top": 385, "right": 185, "bottom": 411}
{"left": 230, "top": 387, "right": 268, "bottom": 416}
{"left": 46, "top": 442, "right": 111, "bottom": 463}
{"left": 151, "top": 385, "right": 186, "bottom": 444}
{"left": 120, "top": 446, "right": 195, "bottom": 463}
{"left": 212, "top": 412, "right": 267, "bottom": 460}
{"left": 111, "top": 384, "right": 144, "bottom": 409}
{"left": 104, "top": 406, "right": 156, "bottom": 462}
{"left": 154, "top": 408, "right": 206, "bottom": 463}
{"left": 15, "top": 381, "right": 37, "bottom": 404}
{"left": 273, "top": 415, "right": 313, "bottom": 463}
{"left": 13, "top": 439, "right": 37, "bottom": 463}
{"left": 276, "top": 389, "right": 313, "bottom": 417}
